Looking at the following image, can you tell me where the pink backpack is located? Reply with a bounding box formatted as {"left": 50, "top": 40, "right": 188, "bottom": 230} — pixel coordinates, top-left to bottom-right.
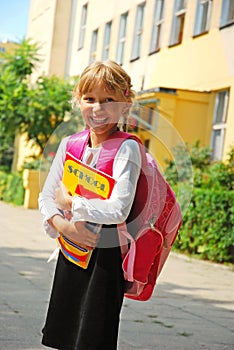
{"left": 67, "top": 129, "right": 182, "bottom": 301}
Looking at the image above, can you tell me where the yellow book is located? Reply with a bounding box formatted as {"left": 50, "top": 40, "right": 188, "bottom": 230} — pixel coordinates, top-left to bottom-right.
{"left": 57, "top": 151, "right": 116, "bottom": 269}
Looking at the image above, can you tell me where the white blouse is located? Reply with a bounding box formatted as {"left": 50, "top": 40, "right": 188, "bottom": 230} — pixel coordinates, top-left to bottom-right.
{"left": 38, "top": 135, "right": 142, "bottom": 238}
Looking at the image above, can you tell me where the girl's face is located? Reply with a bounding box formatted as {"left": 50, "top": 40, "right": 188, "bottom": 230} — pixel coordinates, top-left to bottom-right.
{"left": 79, "top": 82, "right": 124, "bottom": 141}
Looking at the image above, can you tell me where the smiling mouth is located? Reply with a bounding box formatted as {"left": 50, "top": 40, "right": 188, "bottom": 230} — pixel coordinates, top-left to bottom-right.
{"left": 91, "top": 116, "right": 108, "bottom": 125}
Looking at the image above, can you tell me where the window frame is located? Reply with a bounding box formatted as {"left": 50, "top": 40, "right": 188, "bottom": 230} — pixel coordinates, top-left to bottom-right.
{"left": 169, "top": 0, "right": 187, "bottom": 47}
{"left": 102, "top": 21, "right": 112, "bottom": 60}
{"left": 220, "top": 0, "right": 234, "bottom": 28}
{"left": 89, "top": 29, "right": 99, "bottom": 63}
{"left": 193, "top": 0, "right": 213, "bottom": 37}
{"left": 210, "top": 90, "right": 229, "bottom": 160}
{"left": 78, "top": 3, "right": 88, "bottom": 50}
{"left": 149, "top": 0, "right": 165, "bottom": 54}
{"left": 130, "top": 2, "right": 146, "bottom": 62}
{"left": 116, "top": 12, "right": 128, "bottom": 65}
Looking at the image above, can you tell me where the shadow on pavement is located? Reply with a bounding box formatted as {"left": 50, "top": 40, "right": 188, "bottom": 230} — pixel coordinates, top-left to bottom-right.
{"left": 0, "top": 246, "right": 55, "bottom": 350}
{"left": 0, "top": 246, "right": 233, "bottom": 350}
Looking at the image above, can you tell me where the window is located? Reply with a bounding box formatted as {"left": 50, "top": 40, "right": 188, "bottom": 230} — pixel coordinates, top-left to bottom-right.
{"left": 129, "top": 101, "right": 158, "bottom": 131}
{"left": 211, "top": 90, "right": 229, "bottom": 160}
{"left": 78, "top": 3, "right": 88, "bottom": 50}
{"left": 131, "top": 2, "right": 145, "bottom": 61}
{"left": 116, "top": 12, "right": 128, "bottom": 65}
{"left": 89, "top": 29, "right": 98, "bottom": 63}
{"left": 169, "top": 0, "right": 187, "bottom": 46}
{"left": 102, "top": 21, "right": 112, "bottom": 60}
{"left": 194, "top": 0, "right": 213, "bottom": 36}
{"left": 0, "top": 47, "right": 6, "bottom": 64}
{"left": 140, "top": 106, "right": 154, "bottom": 130}
{"left": 220, "top": 0, "right": 234, "bottom": 27}
{"left": 144, "top": 139, "right": 150, "bottom": 151}
{"left": 150, "top": 0, "right": 165, "bottom": 53}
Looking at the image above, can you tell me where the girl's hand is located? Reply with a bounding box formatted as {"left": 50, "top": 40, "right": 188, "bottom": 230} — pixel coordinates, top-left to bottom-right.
{"left": 73, "top": 221, "right": 100, "bottom": 248}
{"left": 48, "top": 215, "right": 100, "bottom": 248}
{"left": 64, "top": 210, "right": 72, "bottom": 221}
{"left": 55, "top": 182, "right": 72, "bottom": 210}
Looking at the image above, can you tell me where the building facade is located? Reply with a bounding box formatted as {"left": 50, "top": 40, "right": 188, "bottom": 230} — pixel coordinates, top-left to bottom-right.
{"left": 26, "top": 0, "right": 234, "bottom": 165}
{"left": 0, "top": 40, "right": 20, "bottom": 64}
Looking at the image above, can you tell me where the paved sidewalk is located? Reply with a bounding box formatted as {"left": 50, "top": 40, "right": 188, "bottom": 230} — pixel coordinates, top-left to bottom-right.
{"left": 0, "top": 201, "right": 233, "bottom": 350}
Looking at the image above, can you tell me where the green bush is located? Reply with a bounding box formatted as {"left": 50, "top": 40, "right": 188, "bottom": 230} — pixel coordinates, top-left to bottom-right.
{"left": 165, "top": 142, "right": 234, "bottom": 264}
{"left": 1, "top": 172, "right": 25, "bottom": 206}
{"left": 0, "top": 171, "right": 9, "bottom": 200}
{"left": 164, "top": 140, "right": 211, "bottom": 185}
{"left": 175, "top": 189, "right": 234, "bottom": 263}
{"left": 23, "top": 158, "right": 41, "bottom": 170}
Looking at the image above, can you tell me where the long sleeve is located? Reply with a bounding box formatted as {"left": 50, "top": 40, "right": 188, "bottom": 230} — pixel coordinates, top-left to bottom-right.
{"left": 38, "top": 136, "right": 69, "bottom": 238}
{"left": 72, "top": 139, "right": 141, "bottom": 224}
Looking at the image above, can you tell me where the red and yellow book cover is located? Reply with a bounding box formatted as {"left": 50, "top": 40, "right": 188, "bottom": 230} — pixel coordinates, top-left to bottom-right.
{"left": 62, "top": 152, "right": 116, "bottom": 199}
{"left": 57, "top": 151, "right": 116, "bottom": 269}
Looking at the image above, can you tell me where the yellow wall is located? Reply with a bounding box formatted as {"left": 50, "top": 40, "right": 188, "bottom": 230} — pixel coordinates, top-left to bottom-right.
{"left": 136, "top": 89, "right": 213, "bottom": 168}
{"left": 12, "top": 134, "right": 41, "bottom": 172}
{"left": 27, "top": 0, "right": 73, "bottom": 78}
{"left": 0, "top": 41, "right": 19, "bottom": 55}
{"left": 147, "top": 25, "right": 234, "bottom": 160}
{"left": 174, "top": 91, "right": 212, "bottom": 147}
{"left": 49, "top": 0, "right": 73, "bottom": 77}
{"left": 150, "top": 29, "right": 233, "bottom": 91}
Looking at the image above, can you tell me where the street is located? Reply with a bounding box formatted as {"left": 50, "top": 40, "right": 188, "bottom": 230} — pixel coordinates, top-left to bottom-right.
{"left": 0, "top": 201, "right": 233, "bottom": 350}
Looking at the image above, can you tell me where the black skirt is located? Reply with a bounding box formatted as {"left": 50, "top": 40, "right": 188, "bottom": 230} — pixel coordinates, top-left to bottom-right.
{"left": 42, "top": 226, "right": 125, "bottom": 350}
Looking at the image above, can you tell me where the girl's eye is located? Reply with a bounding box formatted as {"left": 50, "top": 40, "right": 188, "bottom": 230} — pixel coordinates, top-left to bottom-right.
{"left": 85, "top": 97, "right": 94, "bottom": 102}
{"left": 105, "top": 97, "right": 114, "bottom": 102}
{"left": 83, "top": 96, "right": 115, "bottom": 103}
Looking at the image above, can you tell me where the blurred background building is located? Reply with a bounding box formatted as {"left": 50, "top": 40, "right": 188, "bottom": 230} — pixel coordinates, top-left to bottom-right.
{"left": 0, "top": 40, "right": 19, "bottom": 64}
{"left": 26, "top": 0, "right": 234, "bottom": 165}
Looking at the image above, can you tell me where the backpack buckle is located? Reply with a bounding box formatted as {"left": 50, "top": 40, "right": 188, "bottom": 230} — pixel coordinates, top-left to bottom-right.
{"left": 149, "top": 216, "right": 157, "bottom": 231}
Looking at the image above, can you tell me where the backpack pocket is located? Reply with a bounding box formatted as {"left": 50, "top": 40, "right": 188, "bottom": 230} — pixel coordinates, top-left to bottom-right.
{"left": 122, "top": 228, "right": 164, "bottom": 284}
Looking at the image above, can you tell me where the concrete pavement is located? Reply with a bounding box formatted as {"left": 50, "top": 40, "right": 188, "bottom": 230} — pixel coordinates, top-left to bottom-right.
{"left": 0, "top": 201, "right": 233, "bottom": 350}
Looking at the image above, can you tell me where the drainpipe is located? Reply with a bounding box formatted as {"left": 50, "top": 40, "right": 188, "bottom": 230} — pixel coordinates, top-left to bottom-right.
{"left": 65, "top": 0, "right": 77, "bottom": 78}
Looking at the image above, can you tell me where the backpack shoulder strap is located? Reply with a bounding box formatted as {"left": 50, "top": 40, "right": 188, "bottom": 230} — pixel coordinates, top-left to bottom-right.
{"left": 97, "top": 131, "right": 146, "bottom": 175}
{"left": 66, "top": 129, "right": 90, "bottom": 160}
{"left": 66, "top": 129, "right": 146, "bottom": 176}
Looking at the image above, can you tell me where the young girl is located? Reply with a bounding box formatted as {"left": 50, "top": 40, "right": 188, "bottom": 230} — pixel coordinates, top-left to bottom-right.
{"left": 39, "top": 60, "right": 141, "bottom": 350}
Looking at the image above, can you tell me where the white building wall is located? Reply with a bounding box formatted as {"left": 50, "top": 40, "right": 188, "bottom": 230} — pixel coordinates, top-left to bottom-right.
{"left": 26, "top": 0, "right": 234, "bottom": 159}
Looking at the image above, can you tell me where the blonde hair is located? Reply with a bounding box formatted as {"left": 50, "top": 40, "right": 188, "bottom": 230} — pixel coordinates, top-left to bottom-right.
{"left": 72, "top": 60, "right": 135, "bottom": 131}
{"left": 73, "top": 60, "right": 135, "bottom": 104}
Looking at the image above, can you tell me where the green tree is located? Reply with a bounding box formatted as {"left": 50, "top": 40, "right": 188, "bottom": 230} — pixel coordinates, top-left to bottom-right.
{"left": 22, "top": 74, "right": 75, "bottom": 154}
{"left": 164, "top": 140, "right": 212, "bottom": 186}
{"left": 0, "top": 38, "right": 40, "bottom": 169}
{"left": 0, "top": 38, "right": 80, "bottom": 169}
